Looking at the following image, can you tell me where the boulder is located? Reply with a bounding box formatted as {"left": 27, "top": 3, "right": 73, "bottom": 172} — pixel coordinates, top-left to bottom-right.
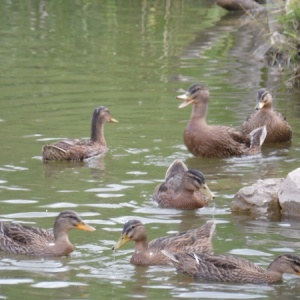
{"left": 231, "top": 178, "right": 283, "bottom": 219}
{"left": 216, "top": 0, "right": 264, "bottom": 11}
{"left": 278, "top": 168, "right": 300, "bottom": 217}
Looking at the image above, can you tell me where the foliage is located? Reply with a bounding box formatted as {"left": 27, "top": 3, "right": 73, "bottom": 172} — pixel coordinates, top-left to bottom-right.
{"left": 278, "top": 1, "right": 300, "bottom": 84}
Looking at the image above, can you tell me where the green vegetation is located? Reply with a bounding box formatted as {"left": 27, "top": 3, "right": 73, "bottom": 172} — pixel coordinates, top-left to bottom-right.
{"left": 278, "top": 0, "right": 300, "bottom": 84}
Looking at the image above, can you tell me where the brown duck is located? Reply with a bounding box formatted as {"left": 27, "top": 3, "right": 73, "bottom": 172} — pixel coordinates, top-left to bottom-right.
{"left": 0, "top": 210, "right": 96, "bottom": 256}
{"left": 153, "top": 159, "right": 215, "bottom": 210}
{"left": 112, "top": 219, "right": 215, "bottom": 266}
{"left": 162, "top": 251, "right": 300, "bottom": 284}
{"left": 241, "top": 88, "right": 292, "bottom": 143}
{"left": 42, "top": 106, "right": 118, "bottom": 161}
{"left": 177, "top": 83, "right": 267, "bottom": 158}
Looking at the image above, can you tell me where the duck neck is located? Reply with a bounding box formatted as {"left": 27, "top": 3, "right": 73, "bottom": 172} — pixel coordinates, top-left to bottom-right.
{"left": 52, "top": 226, "right": 74, "bottom": 255}
{"left": 266, "top": 260, "right": 283, "bottom": 281}
{"left": 53, "top": 225, "right": 69, "bottom": 243}
{"left": 131, "top": 237, "right": 152, "bottom": 265}
{"left": 134, "top": 237, "right": 149, "bottom": 253}
{"left": 190, "top": 101, "right": 208, "bottom": 124}
{"left": 91, "top": 119, "right": 106, "bottom": 145}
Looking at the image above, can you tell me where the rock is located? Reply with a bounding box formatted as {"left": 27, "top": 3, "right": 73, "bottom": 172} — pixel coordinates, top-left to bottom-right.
{"left": 231, "top": 178, "right": 283, "bottom": 219}
{"left": 279, "top": 168, "right": 300, "bottom": 217}
{"left": 216, "top": 0, "right": 264, "bottom": 11}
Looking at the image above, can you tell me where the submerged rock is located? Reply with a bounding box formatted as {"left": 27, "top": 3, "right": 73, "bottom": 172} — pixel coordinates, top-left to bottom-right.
{"left": 216, "top": 0, "right": 264, "bottom": 11}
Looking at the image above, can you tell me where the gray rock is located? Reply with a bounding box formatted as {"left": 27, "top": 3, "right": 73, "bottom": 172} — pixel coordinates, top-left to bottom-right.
{"left": 279, "top": 168, "right": 300, "bottom": 217}
{"left": 231, "top": 178, "right": 283, "bottom": 219}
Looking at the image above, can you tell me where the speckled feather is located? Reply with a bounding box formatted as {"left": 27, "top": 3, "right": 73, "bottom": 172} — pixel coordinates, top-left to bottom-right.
{"left": 42, "top": 106, "right": 117, "bottom": 161}
{"left": 241, "top": 89, "right": 292, "bottom": 143}
{"left": 0, "top": 222, "right": 56, "bottom": 255}
{"left": 164, "top": 252, "right": 300, "bottom": 284}
{"left": 116, "top": 219, "right": 215, "bottom": 266}
{"left": 178, "top": 83, "right": 266, "bottom": 158}
{"left": 0, "top": 210, "right": 94, "bottom": 256}
{"left": 153, "top": 160, "right": 212, "bottom": 209}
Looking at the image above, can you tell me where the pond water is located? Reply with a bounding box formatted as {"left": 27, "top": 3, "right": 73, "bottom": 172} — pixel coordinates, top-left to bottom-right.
{"left": 1, "top": 0, "right": 300, "bottom": 299}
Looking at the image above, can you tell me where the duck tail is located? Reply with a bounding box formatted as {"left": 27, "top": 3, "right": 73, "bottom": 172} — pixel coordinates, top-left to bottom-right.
{"left": 249, "top": 125, "right": 267, "bottom": 149}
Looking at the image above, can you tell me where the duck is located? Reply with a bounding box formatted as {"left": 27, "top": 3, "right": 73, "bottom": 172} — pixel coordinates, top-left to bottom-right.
{"left": 241, "top": 88, "right": 292, "bottom": 143}
{"left": 162, "top": 251, "right": 300, "bottom": 284}
{"left": 177, "top": 83, "right": 267, "bottom": 158}
{"left": 0, "top": 210, "right": 96, "bottom": 256}
{"left": 42, "top": 106, "right": 118, "bottom": 161}
{"left": 152, "top": 159, "right": 215, "bottom": 210}
{"left": 112, "top": 219, "right": 215, "bottom": 266}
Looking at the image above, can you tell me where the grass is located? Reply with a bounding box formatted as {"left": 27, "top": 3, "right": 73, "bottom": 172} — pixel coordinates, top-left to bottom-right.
{"left": 277, "top": 1, "right": 300, "bottom": 85}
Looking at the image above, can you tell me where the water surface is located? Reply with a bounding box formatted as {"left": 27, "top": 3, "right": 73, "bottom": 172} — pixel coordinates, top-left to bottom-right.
{"left": 1, "top": 1, "right": 300, "bottom": 299}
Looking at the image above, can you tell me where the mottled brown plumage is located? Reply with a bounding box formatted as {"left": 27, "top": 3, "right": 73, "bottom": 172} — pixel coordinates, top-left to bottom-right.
{"left": 163, "top": 251, "right": 300, "bottom": 284}
{"left": 112, "top": 219, "right": 215, "bottom": 266}
{"left": 177, "top": 83, "right": 267, "bottom": 158}
{"left": 0, "top": 210, "right": 96, "bottom": 256}
{"left": 42, "top": 106, "right": 118, "bottom": 161}
{"left": 153, "top": 159, "right": 215, "bottom": 210}
{"left": 241, "top": 88, "right": 292, "bottom": 143}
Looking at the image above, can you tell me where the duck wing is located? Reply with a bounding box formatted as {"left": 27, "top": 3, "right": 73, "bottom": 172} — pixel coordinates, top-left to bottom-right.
{"left": 164, "top": 252, "right": 268, "bottom": 283}
{"left": 0, "top": 222, "right": 54, "bottom": 254}
{"left": 42, "top": 139, "right": 106, "bottom": 161}
{"left": 149, "top": 220, "right": 215, "bottom": 254}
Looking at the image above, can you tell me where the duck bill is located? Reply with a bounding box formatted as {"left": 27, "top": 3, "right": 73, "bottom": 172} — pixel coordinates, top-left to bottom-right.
{"left": 76, "top": 222, "right": 96, "bottom": 232}
{"left": 177, "top": 93, "right": 194, "bottom": 108}
{"left": 112, "top": 233, "right": 131, "bottom": 250}
{"left": 199, "top": 184, "right": 215, "bottom": 200}
{"left": 109, "top": 117, "right": 119, "bottom": 123}
{"left": 178, "top": 98, "right": 195, "bottom": 108}
{"left": 255, "top": 102, "right": 264, "bottom": 110}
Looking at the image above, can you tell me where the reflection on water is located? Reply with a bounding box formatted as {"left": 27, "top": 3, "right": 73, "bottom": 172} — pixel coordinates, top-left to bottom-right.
{"left": 0, "top": 0, "right": 300, "bottom": 299}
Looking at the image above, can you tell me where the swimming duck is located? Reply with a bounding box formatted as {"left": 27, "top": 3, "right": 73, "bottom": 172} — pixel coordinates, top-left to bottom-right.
{"left": 177, "top": 83, "right": 267, "bottom": 158}
{"left": 241, "top": 88, "right": 292, "bottom": 143}
{"left": 42, "top": 106, "right": 118, "bottom": 161}
{"left": 0, "top": 210, "right": 96, "bottom": 256}
{"left": 112, "top": 219, "right": 215, "bottom": 266}
{"left": 162, "top": 251, "right": 300, "bottom": 284}
{"left": 153, "top": 159, "right": 215, "bottom": 210}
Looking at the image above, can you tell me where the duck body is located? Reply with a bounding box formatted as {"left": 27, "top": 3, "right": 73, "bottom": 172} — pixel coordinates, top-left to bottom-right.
{"left": 112, "top": 219, "right": 215, "bottom": 266}
{"left": 241, "top": 89, "right": 292, "bottom": 143}
{"left": 177, "top": 83, "right": 266, "bottom": 158}
{"left": 0, "top": 210, "right": 96, "bottom": 256}
{"left": 42, "top": 106, "right": 118, "bottom": 161}
{"left": 162, "top": 252, "right": 300, "bottom": 284}
{"left": 153, "top": 159, "right": 215, "bottom": 209}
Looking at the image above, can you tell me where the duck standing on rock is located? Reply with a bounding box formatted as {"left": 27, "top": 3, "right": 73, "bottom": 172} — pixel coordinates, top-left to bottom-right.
{"left": 162, "top": 251, "right": 300, "bottom": 284}
{"left": 177, "top": 83, "right": 267, "bottom": 158}
{"left": 241, "top": 88, "right": 292, "bottom": 143}
{"left": 112, "top": 219, "right": 215, "bottom": 266}
{"left": 153, "top": 159, "right": 215, "bottom": 210}
{"left": 42, "top": 106, "right": 118, "bottom": 161}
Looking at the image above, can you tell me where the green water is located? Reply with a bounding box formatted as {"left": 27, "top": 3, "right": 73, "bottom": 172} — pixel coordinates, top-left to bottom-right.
{"left": 1, "top": 1, "right": 300, "bottom": 299}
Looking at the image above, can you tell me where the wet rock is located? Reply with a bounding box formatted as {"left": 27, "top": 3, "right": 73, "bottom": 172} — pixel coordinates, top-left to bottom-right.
{"left": 216, "top": 0, "right": 264, "bottom": 11}
{"left": 231, "top": 178, "right": 283, "bottom": 219}
{"left": 278, "top": 168, "right": 300, "bottom": 217}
